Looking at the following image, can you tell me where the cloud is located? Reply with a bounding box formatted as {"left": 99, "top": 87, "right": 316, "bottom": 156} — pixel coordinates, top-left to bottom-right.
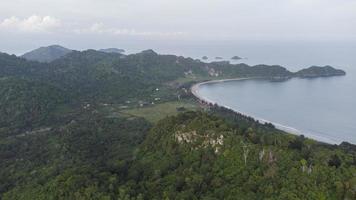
{"left": 0, "top": 0, "right": 355, "bottom": 42}
{"left": 74, "top": 22, "right": 187, "bottom": 38}
{"left": 0, "top": 15, "right": 61, "bottom": 32}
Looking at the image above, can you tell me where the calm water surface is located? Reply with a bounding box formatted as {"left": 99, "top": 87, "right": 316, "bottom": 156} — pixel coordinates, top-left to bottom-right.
{"left": 186, "top": 41, "right": 356, "bottom": 144}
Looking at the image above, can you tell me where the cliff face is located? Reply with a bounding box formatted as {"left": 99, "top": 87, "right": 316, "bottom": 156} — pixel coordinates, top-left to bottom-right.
{"left": 294, "top": 66, "right": 346, "bottom": 78}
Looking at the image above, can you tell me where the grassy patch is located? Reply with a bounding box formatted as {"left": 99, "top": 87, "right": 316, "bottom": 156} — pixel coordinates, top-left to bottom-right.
{"left": 121, "top": 101, "right": 198, "bottom": 123}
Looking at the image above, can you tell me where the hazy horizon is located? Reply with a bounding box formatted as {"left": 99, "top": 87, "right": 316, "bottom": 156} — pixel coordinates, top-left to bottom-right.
{"left": 1, "top": 0, "right": 356, "bottom": 55}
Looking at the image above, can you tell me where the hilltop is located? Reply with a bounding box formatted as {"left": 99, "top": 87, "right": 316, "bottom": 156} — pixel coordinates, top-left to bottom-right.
{"left": 21, "top": 45, "right": 72, "bottom": 63}
{"left": 295, "top": 66, "right": 346, "bottom": 78}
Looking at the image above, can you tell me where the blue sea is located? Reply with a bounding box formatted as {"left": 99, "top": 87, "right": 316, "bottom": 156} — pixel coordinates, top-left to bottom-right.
{"left": 148, "top": 40, "right": 356, "bottom": 144}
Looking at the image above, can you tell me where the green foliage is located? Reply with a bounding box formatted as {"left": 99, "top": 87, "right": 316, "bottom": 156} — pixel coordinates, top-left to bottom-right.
{"left": 0, "top": 50, "right": 301, "bottom": 104}
{"left": 87, "top": 111, "right": 353, "bottom": 200}
{"left": 0, "top": 49, "right": 354, "bottom": 199}
{"left": 122, "top": 101, "right": 198, "bottom": 123}
{"left": 0, "top": 110, "right": 151, "bottom": 199}
{"left": 0, "top": 77, "right": 66, "bottom": 130}
{"left": 295, "top": 66, "right": 346, "bottom": 78}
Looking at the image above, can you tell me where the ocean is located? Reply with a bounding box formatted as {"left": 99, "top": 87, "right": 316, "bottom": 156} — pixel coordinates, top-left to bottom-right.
{"left": 149, "top": 40, "right": 356, "bottom": 144}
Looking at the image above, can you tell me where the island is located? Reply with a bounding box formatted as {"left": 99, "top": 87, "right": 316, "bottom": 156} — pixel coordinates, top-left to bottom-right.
{"left": 215, "top": 56, "right": 223, "bottom": 60}
{"left": 295, "top": 66, "right": 346, "bottom": 78}
{"left": 231, "top": 56, "right": 242, "bottom": 60}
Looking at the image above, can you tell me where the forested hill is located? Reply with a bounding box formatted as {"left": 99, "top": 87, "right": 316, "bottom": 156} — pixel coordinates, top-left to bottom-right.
{"left": 21, "top": 45, "right": 72, "bottom": 63}
{"left": 0, "top": 49, "right": 345, "bottom": 105}
{"left": 0, "top": 48, "right": 353, "bottom": 199}
{"left": 1, "top": 49, "right": 346, "bottom": 86}
{"left": 295, "top": 65, "right": 347, "bottom": 78}
{"left": 1, "top": 50, "right": 294, "bottom": 104}
{"left": 120, "top": 110, "right": 356, "bottom": 199}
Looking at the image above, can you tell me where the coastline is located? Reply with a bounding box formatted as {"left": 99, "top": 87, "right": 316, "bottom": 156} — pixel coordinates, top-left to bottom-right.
{"left": 191, "top": 78, "right": 341, "bottom": 145}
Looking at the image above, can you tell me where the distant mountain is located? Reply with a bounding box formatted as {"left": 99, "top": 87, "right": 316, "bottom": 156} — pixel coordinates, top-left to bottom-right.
{"left": 140, "top": 49, "right": 158, "bottom": 55}
{"left": 21, "top": 45, "right": 72, "bottom": 63}
{"left": 231, "top": 56, "right": 242, "bottom": 60}
{"left": 295, "top": 66, "right": 346, "bottom": 78}
{"left": 99, "top": 48, "right": 125, "bottom": 54}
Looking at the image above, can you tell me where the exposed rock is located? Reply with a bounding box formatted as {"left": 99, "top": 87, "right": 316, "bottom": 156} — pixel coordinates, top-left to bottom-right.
{"left": 175, "top": 131, "right": 224, "bottom": 153}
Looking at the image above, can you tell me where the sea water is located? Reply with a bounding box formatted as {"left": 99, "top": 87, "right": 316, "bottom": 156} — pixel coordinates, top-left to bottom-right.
{"left": 176, "top": 40, "right": 356, "bottom": 144}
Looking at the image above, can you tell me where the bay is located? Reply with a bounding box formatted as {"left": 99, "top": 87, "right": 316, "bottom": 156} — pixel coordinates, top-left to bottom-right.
{"left": 182, "top": 41, "right": 356, "bottom": 144}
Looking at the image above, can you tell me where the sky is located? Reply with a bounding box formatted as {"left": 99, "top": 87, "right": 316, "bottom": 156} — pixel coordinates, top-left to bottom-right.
{"left": 1, "top": 0, "right": 356, "bottom": 54}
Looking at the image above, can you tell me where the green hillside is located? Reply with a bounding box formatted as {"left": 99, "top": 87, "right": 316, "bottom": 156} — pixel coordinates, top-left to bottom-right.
{"left": 121, "top": 111, "right": 356, "bottom": 199}
{"left": 2, "top": 110, "right": 355, "bottom": 199}
{"left": 0, "top": 48, "right": 353, "bottom": 199}
{"left": 0, "top": 77, "right": 66, "bottom": 130}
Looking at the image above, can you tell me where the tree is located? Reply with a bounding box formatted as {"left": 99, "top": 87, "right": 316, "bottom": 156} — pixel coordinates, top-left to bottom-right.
{"left": 328, "top": 154, "right": 341, "bottom": 168}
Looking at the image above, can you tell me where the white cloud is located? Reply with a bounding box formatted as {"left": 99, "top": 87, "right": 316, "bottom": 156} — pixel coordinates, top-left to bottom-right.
{"left": 0, "top": 15, "right": 61, "bottom": 32}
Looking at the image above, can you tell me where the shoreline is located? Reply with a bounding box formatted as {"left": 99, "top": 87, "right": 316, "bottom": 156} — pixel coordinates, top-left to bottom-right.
{"left": 191, "top": 78, "right": 341, "bottom": 145}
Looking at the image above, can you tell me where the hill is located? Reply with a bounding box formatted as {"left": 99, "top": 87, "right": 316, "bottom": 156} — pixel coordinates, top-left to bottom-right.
{"left": 2, "top": 110, "right": 355, "bottom": 199}
{"left": 295, "top": 66, "right": 346, "bottom": 78}
{"left": 21, "top": 45, "right": 72, "bottom": 62}
{"left": 0, "top": 77, "right": 67, "bottom": 132}
{"left": 0, "top": 49, "right": 347, "bottom": 122}
{"left": 1, "top": 49, "right": 297, "bottom": 103}
{"left": 0, "top": 48, "right": 353, "bottom": 199}
{"left": 119, "top": 110, "right": 356, "bottom": 199}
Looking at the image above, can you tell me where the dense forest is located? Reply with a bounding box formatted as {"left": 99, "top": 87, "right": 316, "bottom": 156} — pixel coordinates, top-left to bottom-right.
{"left": 0, "top": 48, "right": 354, "bottom": 199}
